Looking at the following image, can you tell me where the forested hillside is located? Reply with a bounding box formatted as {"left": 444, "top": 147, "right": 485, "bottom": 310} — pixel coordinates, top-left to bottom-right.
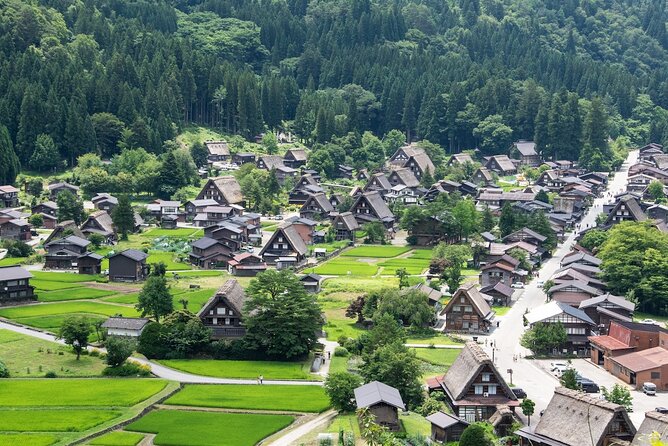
{"left": 2, "top": 0, "right": 668, "bottom": 182}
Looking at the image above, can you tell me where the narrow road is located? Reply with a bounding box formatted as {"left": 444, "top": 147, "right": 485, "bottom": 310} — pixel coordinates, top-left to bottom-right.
{"left": 264, "top": 410, "right": 338, "bottom": 446}
{"left": 486, "top": 150, "right": 638, "bottom": 417}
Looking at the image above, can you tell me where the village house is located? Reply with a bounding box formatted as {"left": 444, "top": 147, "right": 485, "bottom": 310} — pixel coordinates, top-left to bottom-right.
{"left": 44, "top": 220, "right": 85, "bottom": 245}
{"left": 232, "top": 152, "right": 256, "bottom": 165}
{"left": 525, "top": 301, "right": 597, "bottom": 356}
{"left": 479, "top": 282, "right": 514, "bottom": 307}
{"left": 44, "top": 235, "right": 91, "bottom": 270}
{"left": 578, "top": 293, "right": 634, "bottom": 330}
{"left": 547, "top": 280, "right": 604, "bottom": 307}
{"left": 196, "top": 176, "right": 244, "bottom": 207}
{"left": 259, "top": 223, "right": 308, "bottom": 266}
{"left": 515, "top": 387, "right": 636, "bottom": 446}
{"left": 300, "top": 273, "right": 323, "bottom": 293}
{"left": 147, "top": 200, "right": 183, "bottom": 223}
{"left": 283, "top": 148, "right": 307, "bottom": 168}
{"left": 439, "top": 283, "right": 495, "bottom": 333}
{"left": 204, "top": 141, "right": 230, "bottom": 162}
{"left": 604, "top": 194, "right": 648, "bottom": 226}
{"left": 198, "top": 280, "right": 247, "bottom": 339}
{"left": 189, "top": 237, "right": 233, "bottom": 269}
{"left": 510, "top": 140, "right": 540, "bottom": 167}
{"left": 364, "top": 172, "right": 392, "bottom": 195}
{"left": 289, "top": 174, "right": 323, "bottom": 205}
{"left": 555, "top": 262, "right": 602, "bottom": 278}
{"left": 285, "top": 216, "right": 317, "bottom": 245}
{"left": 92, "top": 193, "right": 118, "bottom": 213}
{"left": 354, "top": 381, "right": 405, "bottom": 431}
{"left": 193, "top": 205, "right": 236, "bottom": 228}
{"left": 484, "top": 155, "right": 517, "bottom": 175}
{"left": 31, "top": 201, "right": 58, "bottom": 228}
{"left": 80, "top": 210, "right": 116, "bottom": 244}
{"left": 349, "top": 191, "right": 395, "bottom": 229}
{"left": 47, "top": 182, "right": 79, "bottom": 200}
{"left": 299, "top": 192, "right": 334, "bottom": 220}
{"left": 102, "top": 317, "right": 150, "bottom": 338}
{"left": 429, "top": 342, "right": 518, "bottom": 423}
{"left": 388, "top": 143, "right": 424, "bottom": 166}
{"left": 387, "top": 167, "right": 420, "bottom": 189}
{"left": 0, "top": 185, "right": 19, "bottom": 208}
{"left": 639, "top": 143, "right": 665, "bottom": 162}
{"left": 536, "top": 170, "right": 566, "bottom": 191}
{"left": 0, "top": 266, "right": 36, "bottom": 304}
{"left": 256, "top": 155, "right": 298, "bottom": 184}
{"left": 108, "top": 249, "right": 149, "bottom": 282}
{"left": 330, "top": 212, "right": 359, "bottom": 241}
{"left": 404, "top": 151, "right": 436, "bottom": 181}
{"left": 633, "top": 411, "right": 668, "bottom": 445}
{"left": 227, "top": 253, "right": 267, "bottom": 277}
{"left": 447, "top": 153, "right": 474, "bottom": 167}
{"left": 472, "top": 167, "right": 494, "bottom": 186}
{"left": 77, "top": 252, "right": 103, "bottom": 275}
{"left": 476, "top": 190, "right": 536, "bottom": 211}
{"left": 0, "top": 219, "right": 31, "bottom": 241}
{"left": 480, "top": 255, "right": 525, "bottom": 288}
{"left": 426, "top": 411, "right": 469, "bottom": 443}
{"left": 410, "top": 282, "right": 443, "bottom": 307}
{"left": 184, "top": 198, "right": 219, "bottom": 221}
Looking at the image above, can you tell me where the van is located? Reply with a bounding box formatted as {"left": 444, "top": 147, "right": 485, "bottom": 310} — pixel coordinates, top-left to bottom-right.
{"left": 643, "top": 382, "right": 657, "bottom": 396}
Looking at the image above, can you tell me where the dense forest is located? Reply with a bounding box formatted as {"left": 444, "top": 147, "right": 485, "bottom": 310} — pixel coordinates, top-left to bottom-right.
{"left": 2, "top": 0, "right": 668, "bottom": 182}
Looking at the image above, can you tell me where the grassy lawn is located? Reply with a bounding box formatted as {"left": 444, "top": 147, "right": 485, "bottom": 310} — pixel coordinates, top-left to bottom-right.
{"left": 103, "top": 288, "right": 215, "bottom": 312}
{"left": 0, "top": 302, "right": 139, "bottom": 320}
{"left": 400, "top": 412, "right": 431, "bottom": 437}
{"left": 0, "top": 434, "right": 58, "bottom": 445}
{"left": 493, "top": 305, "right": 511, "bottom": 316}
{"left": 0, "top": 257, "right": 23, "bottom": 266}
{"left": 323, "top": 310, "right": 366, "bottom": 341}
{"left": 102, "top": 292, "right": 140, "bottom": 304}
{"left": 0, "top": 379, "right": 167, "bottom": 407}
{"left": 412, "top": 348, "right": 461, "bottom": 367}
{"left": 143, "top": 228, "right": 200, "bottom": 238}
{"left": 31, "top": 272, "right": 103, "bottom": 283}
{"left": 409, "top": 249, "right": 433, "bottom": 260}
{"left": 0, "top": 329, "right": 106, "bottom": 377}
{"left": 165, "top": 384, "right": 330, "bottom": 412}
{"left": 323, "top": 276, "right": 399, "bottom": 292}
{"left": 89, "top": 431, "right": 145, "bottom": 446}
{"left": 0, "top": 409, "right": 121, "bottom": 432}
{"left": 328, "top": 355, "right": 349, "bottom": 374}
{"left": 32, "top": 280, "right": 85, "bottom": 291}
{"left": 377, "top": 258, "right": 429, "bottom": 275}
{"left": 341, "top": 246, "right": 411, "bottom": 258}
{"left": 147, "top": 252, "right": 190, "bottom": 271}
{"left": 406, "top": 334, "right": 461, "bottom": 346}
{"left": 170, "top": 270, "right": 221, "bottom": 278}
{"left": 38, "top": 288, "right": 115, "bottom": 302}
{"left": 157, "top": 359, "right": 313, "bottom": 380}
{"left": 326, "top": 414, "right": 360, "bottom": 436}
{"left": 308, "top": 258, "right": 379, "bottom": 276}
{"left": 126, "top": 410, "right": 294, "bottom": 446}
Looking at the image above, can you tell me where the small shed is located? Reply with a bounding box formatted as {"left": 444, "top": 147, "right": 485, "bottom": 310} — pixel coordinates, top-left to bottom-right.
{"left": 276, "top": 256, "right": 298, "bottom": 270}
{"left": 300, "top": 273, "right": 323, "bottom": 293}
{"left": 161, "top": 214, "right": 178, "bottom": 229}
{"left": 354, "top": 381, "right": 405, "bottom": 431}
{"left": 102, "top": 317, "right": 150, "bottom": 337}
{"left": 426, "top": 411, "right": 469, "bottom": 443}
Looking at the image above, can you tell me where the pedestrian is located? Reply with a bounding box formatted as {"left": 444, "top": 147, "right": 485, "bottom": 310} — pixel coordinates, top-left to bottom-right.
{"left": 485, "top": 339, "right": 488, "bottom": 346}
{"left": 496, "top": 321, "right": 500, "bottom": 328}
{"left": 328, "top": 351, "right": 331, "bottom": 359}
{"left": 257, "top": 375, "right": 260, "bottom": 385}
{"left": 259, "top": 375, "right": 263, "bottom": 385}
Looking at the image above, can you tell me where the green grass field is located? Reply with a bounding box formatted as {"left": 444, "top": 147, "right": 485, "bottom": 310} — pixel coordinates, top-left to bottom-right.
{"left": 409, "top": 249, "right": 433, "bottom": 260}
{"left": 165, "top": 384, "right": 330, "bottom": 412}
{"left": 38, "top": 288, "right": 115, "bottom": 302}
{"left": 143, "top": 228, "right": 201, "bottom": 238}
{"left": 126, "top": 410, "right": 294, "bottom": 446}
{"left": 377, "top": 258, "right": 429, "bottom": 275}
{"left": 102, "top": 292, "right": 140, "bottom": 304}
{"left": 492, "top": 305, "right": 511, "bottom": 316}
{"left": 0, "top": 257, "right": 24, "bottom": 266}
{"left": 0, "top": 301, "right": 139, "bottom": 319}
{"left": 31, "top": 272, "right": 102, "bottom": 283}
{"left": 0, "top": 329, "right": 106, "bottom": 377}
{"left": 89, "top": 432, "right": 145, "bottom": 446}
{"left": 0, "top": 409, "right": 122, "bottom": 432}
{"left": 406, "top": 334, "right": 461, "bottom": 346}
{"left": 158, "top": 359, "right": 313, "bottom": 380}
{"left": 147, "top": 252, "right": 190, "bottom": 271}
{"left": 31, "top": 280, "right": 84, "bottom": 291}
{"left": 309, "top": 258, "right": 379, "bottom": 276}
{"left": 412, "top": 348, "right": 461, "bottom": 367}
{"left": 323, "top": 276, "right": 399, "bottom": 292}
{"left": 0, "top": 434, "right": 58, "bottom": 445}
{"left": 0, "top": 379, "right": 167, "bottom": 407}
{"left": 341, "top": 246, "right": 411, "bottom": 258}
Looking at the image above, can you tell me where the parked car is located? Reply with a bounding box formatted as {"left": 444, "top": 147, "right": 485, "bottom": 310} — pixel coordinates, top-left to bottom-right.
{"left": 655, "top": 407, "right": 668, "bottom": 414}
{"left": 550, "top": 362, "right": 568, "bottom": 371}
{"left": 512, "top": 388, "right": 527, "bottom": 399}
{"left": 536, "top": 280, "right": 545, "bottom": 287}
{"left": 274, "top": 215, "right": 283, "bottom": 220}
{"left": 577, "top": 378, "right": 600, "bottom": 393}
{"left": 641, "top": 319, "right": 659, "bottom": 325}
{"left": 511, "top": 282, "right": 525, "bottom": 289}
{"left": 643, "top": 382, "right": 657, "bottom": 395}
{"left": 552, "top": 364, "right": 571, "bottom": 377}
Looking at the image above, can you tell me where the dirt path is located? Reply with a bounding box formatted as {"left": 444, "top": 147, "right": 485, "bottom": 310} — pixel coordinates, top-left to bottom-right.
{"left": 263, "top": 410, "right": 338, "bottom": 446}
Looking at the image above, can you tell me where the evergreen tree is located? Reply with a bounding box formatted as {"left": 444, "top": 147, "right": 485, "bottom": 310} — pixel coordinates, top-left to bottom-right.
{"left": 16, "top": 85, "right": 44, "bottom": 164}
{"left": 29, "top": 134, "right": 60, "bottom": 172}
{"left": 111, "top": 195, "right": 134, "bottom": 240}
{"left": 499, "top": 202, "right": 516, "bottom": 236}
{"left": 0, "top": 125, "right": 19, "bottom": 185}
{"left": 157, "top": 151, "right": 182, "bottom": 199}
{"left": 56, "top": 190, "right": 84, "bottom": 225}
{"left": 190, "top": 141, "right": 208, "bottom": 168}
{"left": 481, "top": 206, "right": 495, "bottom": 232}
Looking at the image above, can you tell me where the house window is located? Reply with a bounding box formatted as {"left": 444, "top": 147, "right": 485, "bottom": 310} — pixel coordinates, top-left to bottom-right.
{"left": 216, "top": 307, "right": 226, "bottom": 315}
{"left": 482, "top": 373, "right": 491, "bottom": 382}
{"left": 464, "top": 306, "right": 473, "bottom": 312}
{"left": 474, "top": 385, "right": 484, "bottom": 395}
{"left": 487, "top": 385, "right": 497, "bottom": 395}
{"left": 460, "top": 297, "right": 466, "bottom": 303}
{"left": 651, "top": 372, "right": 661, "bottom": 379}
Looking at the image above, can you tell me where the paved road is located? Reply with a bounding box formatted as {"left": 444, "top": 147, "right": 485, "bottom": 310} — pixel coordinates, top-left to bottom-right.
{"left": 485, "top": 150, "right": 640, "bottom": 424}
{"left": 264, "top": 410, "right": 338, "bottom": 446}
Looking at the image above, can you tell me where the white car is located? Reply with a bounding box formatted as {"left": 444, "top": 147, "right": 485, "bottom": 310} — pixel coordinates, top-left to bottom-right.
{"left": 511, "top": 282, "right": 525, "bottom": 289}
{"left": 641, "top": 319, "right": 659, "bottom": 325}
{"left": 553, "top": 365, "right": 570, "bottom": 377}
{"left": 536, "top": 280, "right": 545, "bottom": 287}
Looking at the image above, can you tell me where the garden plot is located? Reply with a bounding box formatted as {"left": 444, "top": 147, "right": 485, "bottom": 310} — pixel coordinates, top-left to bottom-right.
{"left": 341, "top": 246, "right": 411, "bottom": 258}
{"left": 377, "top": 258, "right": 429, "bottom": 275}
{"left": 309, "top": 258, "right": 379, "bottom": 276}
{"left": 157, "top": 359, "right": 314, "bottom": 380}
{"left": 89, "top": 431, "right": 145, "bottom": 446}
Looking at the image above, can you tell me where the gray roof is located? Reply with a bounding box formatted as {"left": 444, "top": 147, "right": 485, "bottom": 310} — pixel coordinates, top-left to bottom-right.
{"left": 513, "top": 141, "right": 538, "bottom": 156}
{"left": 0, "top": 266, "right": 33, "bottom": 281}
{"left": 441, "top": 283, "right": 493, "bottom": 320}
{"left": 302, "top": 193, "right": 334, "bottom": 214}
{"left": 526, "top": 301, "right": 595, "bottom": 325}
{"left": 258, "top": 155, "right": 285, "bottom": 170}
{"left": 555, "top": 263, "right": 602, "bottom": 276}
{"left": 80, "top": 252, "right": 104, "bottom": 260}
{"left": 367, "top": 173, "right": 392, "bottom": 191}
{"left": 205, "top": 140, "right": 230, "bottom": 156}
{"left": 352, "top": 191, "right": 394, "bottom": 220}
{"left": 285, "top": 148, "right": 307, "bottom": 161}
{"left": 197, "top": 279, "right": 247, "bottom": 318}
{"left": 47, "top": 182, "right": 79, "bottom": 192}
{"left": 486, "top": 155, "right": 517, "bottom": 172}
{"left": 561, "top": 252, "right": 602, "bottom": 267}
{"left": 426, "top": 411, "right": 469, "bottom": 429}
{"left": 578, "top": 293, "right": 635, "bottom": 312}
{"left": 449, "top": 153, "right": 474, "bottom": 165}
{"left": 406, "top": 152, "right": 435, "bottom": 174}
{"left": 633, "top": 411, "right": 668, "bottom": 445}
{"left": 260, "top": 223, "right": 308, "bottom": 257}
{"left": 102, "top": 317, "right": 150, "bottom": 330}
{"left": 354, "top": 381, "right": 405, "bottom": 410}
{"left": 480, "top": 281, "right": 514, "bottom": 298}
{"left": 111, "top": 249, "right": 148, "bottom": 262}
{"left": 409, "top": 283, "right": 442, "bottom": 303}
{"left": 533, "top": 387, "right": 635, "bottom": 446}
{"left": 191, "top": 237, "right": 221, "bottom": 250}
{"left": 504, "top": 227, "right": 547, "bottom": 243}
{"left": 548, "top": 280, "right": 603, "bottom": 297}
{"left": 82, "top": 210, "right": 115, "bottom": 235}
{"left": 46, "top": 235, "right": 90, "bottom": 248}
{"left": 389, "top": 168, "right": 420, "bottom": 188}
{"left": 207, "top": 177, "right": 244, "bottom": 205}
{"left": 442, "top": 342, "right": 517, "bottom": 402}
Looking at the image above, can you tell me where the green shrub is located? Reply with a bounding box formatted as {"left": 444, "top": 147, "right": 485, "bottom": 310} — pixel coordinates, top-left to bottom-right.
{"left": 333, "top": 347, "right": 349, "bottom": 357}
{"left": 105, "top": 337, "right": 135, "bottom": 367}
{"left": 44, "top": 371, "right": 57, "bottom": 378}
{"left": 102, "top": 362, "right": 151, "bottom": 377}
{"left": 0, "top": 360, "right": 9, "bottom": 378}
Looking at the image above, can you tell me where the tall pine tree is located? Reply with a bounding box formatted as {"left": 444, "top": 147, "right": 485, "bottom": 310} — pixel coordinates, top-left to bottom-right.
{"left": 0, "top": 125, "right": 20, "bottom": 184}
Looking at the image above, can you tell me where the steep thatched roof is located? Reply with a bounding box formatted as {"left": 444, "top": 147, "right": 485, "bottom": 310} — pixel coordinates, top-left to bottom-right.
{"left": 632, "top": 411, "right": 668, "bottom": 445}
{"left": 197, "top": 279, "right": 247, "bottom": 318}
